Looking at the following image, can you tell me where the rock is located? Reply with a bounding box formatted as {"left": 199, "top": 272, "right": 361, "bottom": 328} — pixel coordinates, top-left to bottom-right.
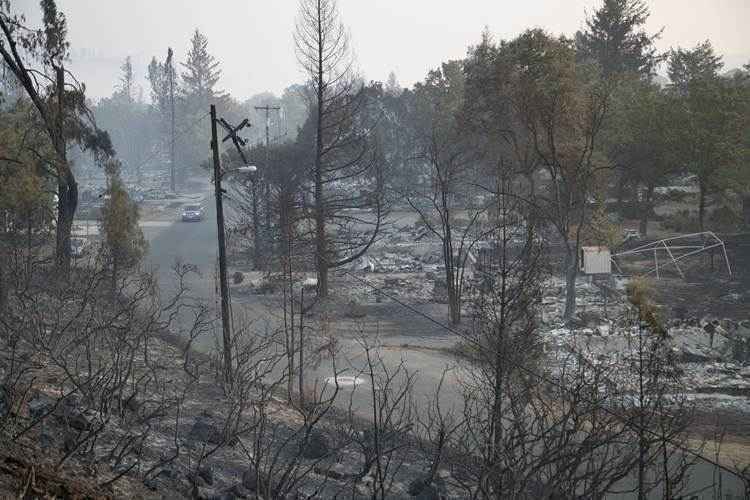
{"left": 66, "top": 408, "right": 92, "bottom": 431}
{"left": 61, "top": 405, "right": 92, "bottom": 432}
{"left": 233, "top": 272, "right": 244, "bottom": 284}
{"left": 189, "top": 418, "right": 224, "bottom": 445}
{"left": 300, "top": 429, "right": 330, "bottom": 459}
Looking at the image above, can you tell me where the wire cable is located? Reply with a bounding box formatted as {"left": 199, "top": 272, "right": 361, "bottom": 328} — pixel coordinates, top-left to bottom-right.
{"left": 339, "top": 269, "right": 749, "bottom": 482}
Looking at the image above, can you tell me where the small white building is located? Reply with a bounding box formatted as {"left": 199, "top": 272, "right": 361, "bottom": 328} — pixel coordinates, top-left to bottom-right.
{"left": 580, "top": 246, "right": 611, "bottom": 275}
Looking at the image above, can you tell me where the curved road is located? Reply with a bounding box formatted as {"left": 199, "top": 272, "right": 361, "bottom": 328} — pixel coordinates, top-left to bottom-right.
{"left": 144, "top": 192, "right": 746, "bottom": 499}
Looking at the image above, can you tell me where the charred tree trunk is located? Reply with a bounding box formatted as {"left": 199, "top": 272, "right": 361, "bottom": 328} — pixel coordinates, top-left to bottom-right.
{"left": 698, "top": 181, "right": 707, "bottom": 232}
{"left": 442, "top": 189, "right": 461, "bottom": 325}
{"left": 314, "top": 10, "right": 328, "bottom": 299}
{"left": 0, "top": 258, "right": 6, "bottom": 312}
{"left": 639, "top": 184, "right": 654, "bottom": 238}
{"left": 563, "top": 243, "right": 578, "bottom": 321}
{"left": 54, "top": 66, "right": 76, "bottom": 275}
{"left": 55, "top": 172, "right": 77, "bottom": 274}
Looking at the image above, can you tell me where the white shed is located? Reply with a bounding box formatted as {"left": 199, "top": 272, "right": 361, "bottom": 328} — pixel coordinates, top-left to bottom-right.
{"left": 580, "top": 246, "right": 611, "bottom": 275}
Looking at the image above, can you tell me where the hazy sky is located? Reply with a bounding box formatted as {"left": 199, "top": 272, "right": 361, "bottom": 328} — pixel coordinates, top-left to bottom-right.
{"left": 14, "top": 0, "right": 750, "bottom": 101}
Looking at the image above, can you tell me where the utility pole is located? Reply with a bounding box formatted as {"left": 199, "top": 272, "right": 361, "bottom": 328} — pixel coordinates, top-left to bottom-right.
{"left": 167, "top": 48, "right": 176, "bottom": 193}
{"left": 254, "top": 105, "right": 280, "bottom": 260}
{"left": 210, "top": 105, "right": 254, "bottom": 385}
{"left": 210, "top": 104, "right": 233, "bottom": 385}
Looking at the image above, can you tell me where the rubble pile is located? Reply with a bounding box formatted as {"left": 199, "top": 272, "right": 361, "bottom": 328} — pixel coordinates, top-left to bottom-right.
{"left": 538, "top": 276, "right": 750, "bottom": 409}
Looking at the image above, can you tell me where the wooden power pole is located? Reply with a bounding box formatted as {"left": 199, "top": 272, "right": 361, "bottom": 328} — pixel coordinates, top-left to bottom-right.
{"left": 210, "top": 105, "right": 253, "bottom": 385}
{"left": 210, "top": 104, "right": 233, "bottom": 385}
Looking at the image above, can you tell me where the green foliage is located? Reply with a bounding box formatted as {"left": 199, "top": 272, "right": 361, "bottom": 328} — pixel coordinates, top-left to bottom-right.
{"left": 100, "top": 160, "right": 147, "bottom": 276}
{"left": 116, "top": 56, "right": 134, "bottom": 102}
{"left": 626, "top": 276, "right": 665, "bottom": 336}
{"left": 40, "top": 0, "right": 68, "bottom": 65}
{"left": 147, "top": 51, "right": 175, "bottom": 117}
{"left": 0, "top": 102, "right": 55, "bottom": 237}
{"left": 412, "top": 60, "right": 468, "bottom": 167}
{"left": 576, "top": 0, "right": 663, "bottom": 77}
{"left": 607, "top": 78, "right": 675, "bottom": 181}
{"left": 666, "top": 43, "right": 746, "bottom": 229}
{"left": 0, "top": 167, "right": 53, "bottom": 237}
{"left": 668, "top": 41, "right": 723, "bottom": 95}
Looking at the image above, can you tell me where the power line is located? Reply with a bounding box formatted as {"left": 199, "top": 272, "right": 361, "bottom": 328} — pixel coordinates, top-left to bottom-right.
{"left": 339, "top": 269, "right": 749, "bottom": 483}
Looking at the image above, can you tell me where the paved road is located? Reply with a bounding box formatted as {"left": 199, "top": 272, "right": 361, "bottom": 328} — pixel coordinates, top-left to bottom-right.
{"left": 144, "top": 196, "right": 746, "bottom": 499}
{"left": 144, "top": 193, "right": 461, "bottom": 413}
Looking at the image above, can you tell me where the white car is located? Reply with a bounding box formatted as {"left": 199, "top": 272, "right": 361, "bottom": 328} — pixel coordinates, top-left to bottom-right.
{"left": 181, "top": 204, "right": 204, "bottom": 222}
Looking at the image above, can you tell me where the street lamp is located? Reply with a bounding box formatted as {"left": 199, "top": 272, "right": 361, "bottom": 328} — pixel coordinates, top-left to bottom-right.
{"left": 223, "top": 165, "right": 257, "bottom": 177}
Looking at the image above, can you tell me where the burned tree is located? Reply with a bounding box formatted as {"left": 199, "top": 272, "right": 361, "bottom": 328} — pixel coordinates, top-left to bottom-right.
{"left": 294, "top": 0, "right": 385, "bottom": 298}
{"left": 407, "top": 60, "right": 488, "bottom": 325}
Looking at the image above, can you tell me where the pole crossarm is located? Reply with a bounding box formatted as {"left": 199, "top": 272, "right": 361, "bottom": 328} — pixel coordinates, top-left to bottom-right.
{"left": 217, "top": 117, "right": 252, "bottom": 169}
{"left": 219, "top": 118, "right": 250, "bottom": 145}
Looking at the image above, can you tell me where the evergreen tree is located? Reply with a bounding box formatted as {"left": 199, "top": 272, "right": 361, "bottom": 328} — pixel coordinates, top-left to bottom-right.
{"left": 181, "top": 28, "right": 224, "bottom": 113}
{"left": 667, "top": 40, "right": 723, "bottom": 95}
{"left": 385, "top": 71, "right": 401, "bottom": 96}
{"left": 667, "top": 42, "right": 743, "bottom": 231}
{"left": 147, "top": 52, "right": 175, "bottom": 120}
{"left": 117, "top": 56, "right": 134, "bottom": 102}
{"left": 100, "top": 159, "right": 147, "bottom": 291}
{"left": 577, "top": 0, "right": 662, "bottom": 77}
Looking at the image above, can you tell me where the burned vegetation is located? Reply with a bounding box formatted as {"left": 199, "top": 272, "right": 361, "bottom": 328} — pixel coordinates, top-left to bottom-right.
{"left": 1, "top": 0, "right": 749, "bottom": 498}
